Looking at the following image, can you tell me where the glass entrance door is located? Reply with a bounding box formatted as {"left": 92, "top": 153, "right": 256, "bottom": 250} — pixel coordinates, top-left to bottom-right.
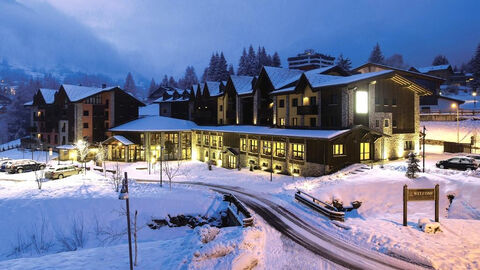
{"left": 360, "top": 142, "right": 370, "bottom": 161}
{"left": 228, "top": 155, "right": 237, "bottom": 169}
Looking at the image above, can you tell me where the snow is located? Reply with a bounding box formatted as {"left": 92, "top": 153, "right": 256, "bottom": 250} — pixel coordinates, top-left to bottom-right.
{"left": 263, "top": 66, "right": 304, "bottom": 89}
{"left": 138, "top": 103, "right": 158, "bottom": 116}
{"left": 230, "top": 75, "right": 254, "bottom": 95}
{"left": 308, "top": 70, "right": 393, "bottom": 88}
{"left": 422, "top": 119, "right": 480, "bottom": 144}
{"left": 195, "top": 125, "right": 350, "bottom": 139}
{"left": 109, "top": 115, "right": 198, "bottom": 132}
{"left": 61, "top": 84, "right": 117, "bottom": 102}
{"left": 38, "top": 88, "right": 58, "bottom": 104}
{"left": 206, "top": 81, "right": 223, "bottom": 96}
{"left": 415, "top": 65, "right": 451, "bottom": 73}
{"left": 0, "top": 138, "right": 21, "bottom": 150}
{"left": 112, "top": 135, "right": 134, "bottom": 145}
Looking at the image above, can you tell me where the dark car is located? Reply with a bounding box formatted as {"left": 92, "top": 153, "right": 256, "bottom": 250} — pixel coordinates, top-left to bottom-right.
{"left": 7, "top": 159, "right": 46, "bottom": 174}
{"left": 0, "top": 159, "right": 12, "bottom": 172}
{"left": 436, "top": 157, "right": 478, "bottom": 171}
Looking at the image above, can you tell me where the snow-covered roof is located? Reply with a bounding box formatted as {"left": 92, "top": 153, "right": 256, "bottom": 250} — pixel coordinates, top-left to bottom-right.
{"left": 415, "top": 65, "right": 451, "bottom": 73}
{"left": 205, "top": 81, "right": 222, "bottom": 96}
{"left": 110, "top": 116, "right": 197, "bottom": 132}
{"left": 308, "top": 70, "right": 393, "bottom": 88}
{"left": 24, "top": 101, "right": 33, "bottom": 106}
{"left": 194, "top": 125, "right": 350, "bottom": 140}
{"left": 230, "top": 75, "right": 254, "bottom": 95}
{"left": 139, "top": 104, "right": 158, "bottom": 116}
{"left": 62, "top": 84, "right": 117, "bottom": 102}
{"left": 263, "top": 66, "right": 303, "bottom": 89}
{"left": 113, "top": 135, "right": 134, "bottom": 145}
{"left": 39, "top": 88, "right": 58, "bottom": 104}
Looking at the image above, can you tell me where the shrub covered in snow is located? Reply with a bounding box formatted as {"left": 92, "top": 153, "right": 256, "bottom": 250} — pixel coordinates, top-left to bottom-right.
{"left": 406, "top": 152, "right": 420, "bottom": 178}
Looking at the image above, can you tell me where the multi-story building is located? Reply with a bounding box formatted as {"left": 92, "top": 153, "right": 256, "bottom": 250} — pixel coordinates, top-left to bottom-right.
{"left": 287, "top": 49, "right": 335, "bottom": 71}
{"left": 105, "top": 64, "right": 431, "bottom": 176}
{"left": 26, "top": 84, "right": 144, "bottom": 146}
{"left": 154, "top": 87, "right": 192, "bottom": 119}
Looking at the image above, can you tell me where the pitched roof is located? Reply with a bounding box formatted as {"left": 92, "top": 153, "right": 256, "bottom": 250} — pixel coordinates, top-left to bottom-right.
{"left": 263, "top": 66, "right": 303, "bottom": 89}
{"left": 109, "top": 115, "right": 197, "bottom": 132}
{"left": 353, "top": 62, "right": 444, "bottom": 81}
{"left": 39, "top": 88, "right": 58, "bottom": 104}
{"left": 414, "top": 65, "right": 452, "bottom": 73}
{"left": 304, "top": 65, "right": 350, "bottom": 76}
{"left": 205, "top": 81, "right": 222, "bottom": 96}
{"left": 308, "top": 70, "right": 393, "bottom": 88}
{"left": 230, "top": 75, "right": 254, "bottom": 95}
{"left": 62, "top": 84, "right": 117, "bottom": 102}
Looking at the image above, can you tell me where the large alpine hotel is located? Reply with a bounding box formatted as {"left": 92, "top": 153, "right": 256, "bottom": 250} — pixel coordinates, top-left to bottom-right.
{"left": 26, "top": 61, "right": 444, "bottom": 176}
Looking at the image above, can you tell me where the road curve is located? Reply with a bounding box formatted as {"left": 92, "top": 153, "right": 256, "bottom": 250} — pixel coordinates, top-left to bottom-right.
{"left": 137, "top": 179, "right": 430, "bottom": 270}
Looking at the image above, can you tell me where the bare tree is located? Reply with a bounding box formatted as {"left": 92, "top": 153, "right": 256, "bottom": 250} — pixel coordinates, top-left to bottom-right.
{"left": 162, "top": 160, "right": 184, "bottom": 190}
{"left": 74, "top": 140, "right": 90, "bottom": 175}
{"left": 96, "top": 142, "right": 107, "bottom": 177}
{"left": 109, "top": 162, "right": 122, "bottom": 192}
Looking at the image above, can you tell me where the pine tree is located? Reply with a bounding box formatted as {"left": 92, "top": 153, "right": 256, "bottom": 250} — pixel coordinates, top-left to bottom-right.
{"left": 207, "top": 53, "right": 219, "bottom": 81}
{"left": 201, "top": 67, "right": 208, "bottom": 83}
{"left": 405, "top": 152, "right": 420, "bottom": 179}
{"left": 179, "top": 66, "right": 198, "bottom": 89}
{"left": 368, "top": 43, "right": 385, "bottom": 64}
{"left": 272, "top": 52, "right": 281, "bottom": 67}
{"left": 160, "top": 75, "right": 169, "bottom": 86}
{"left": 217, "top": 52, "right": 229, "bottom": 81}
{"left": 228, "top": 64, "right": 235, "bottom": 75}
{"left": 256, "top": 46, "right": 270, "bottom": 73}
{"left": 385, "top": 54, "right": 406, "bottom": 69}
{"left": 124, "top": 72, "right": 136, "bottom": 95}
{"left": 237, "top": 48, "right": 248, "bottom": 75}
{"left": 246, "top": 45, "right": 258, "bottom": 76}
{"left": 432, "top": 55, "right": 449, "bottom": 66}
{"left": 470, "top": 43, "right": 480, "bottom": 88}
{"left": 336, "top": 54, "right": 352, "bottom": 70}
{"left": 168, "top": 76, "right": 178, "bottom": 88}
{"left": 148, "top": 78, "right": 157, "bottom": 97}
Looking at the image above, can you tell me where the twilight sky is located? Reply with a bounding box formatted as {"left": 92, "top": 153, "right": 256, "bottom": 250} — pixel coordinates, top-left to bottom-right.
{"left": 6, "top": 0, "right": 480, "bottom": 79}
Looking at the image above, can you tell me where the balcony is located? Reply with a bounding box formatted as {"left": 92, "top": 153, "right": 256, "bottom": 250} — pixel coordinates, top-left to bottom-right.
{"left": 297, "top": 105, "right": 318, "bottom": 115}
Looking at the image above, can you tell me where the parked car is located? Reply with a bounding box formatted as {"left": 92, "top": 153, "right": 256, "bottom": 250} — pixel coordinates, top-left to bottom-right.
{"left": 44, "top": 165, "right": 82, "bottom": 179}
{"left": 0, "top": 159, "right": 13, "bottom": 172}
{"left": 7, "top": 160, "right": 46, "bottom": 174}
{"left": 467, "top": 155, "right": 480, "bottom": 164}
{"left": 436, "top": 157, "right": 478, "bottom": 170}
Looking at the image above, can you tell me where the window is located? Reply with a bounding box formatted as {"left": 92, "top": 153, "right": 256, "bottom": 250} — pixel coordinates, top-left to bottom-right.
{"left": 204, "top": 134, "right": 209, "bottom": 145}
{"left": 375, "top": 120, "right": 379, "bottom": 128}
{"left": 54, "top": 135, "right": 58, "bottom": 144}
{"left": 291, "top": 143, "right": 305, "bottom": 160}
{"left": 240, "top": 138, "right": 247, "bottom": 151}
{"left": 279, "top": 99, "right": 285, "bottom": 108}
{"left": 392, "top": 97, "right": 397, "bottom": 106}
{"left": 104, "top": 111, "right": 109, "bottom": 118}
{"left": 83, "top": 110, "right": 89, "bottom": 116}
{"left": 263, "top": 141, "right": 272, "bottom": 155}
{"left": 219, "top": 105, "right": 223, "bottom": 111}
{"left": 105, "top": 99, "right": 109, "bottom": 106}
{"left": 293, "top": 168, "right": 300, "bottom": 174}
{"left": 211, "top": 135, "right": 217, "bottom": 147}
{"left": 212, "top": 152, "right": 216, "bottom": 159}
{"left": 310, "top": 117, "right": 316, "bottom": 127}
{"left": 275, "top": 165, "right": 282, "bottom": 170}
{"left": 197, "top": 134, "right": 201, "bottom": 144}
{"left": 219, "top": 119, "right": 223, "bottom": 125}
{"left": 404, "top": 141, "right": 414, "bottom": 150}
{"left": 385, "top": 119, "right": 389, "bottom": 127}
{"left": 355, "top": 91, "right": 368, "bottom": 114}
{"left": 249, "top": 139, "right": 258, "bottom": 153}
{"left": 333, "top": 144, "right": 344, "bottom": 156}
{"left": 279, "top": 118, "right": 285, "bottom": 126}
{"left": 105, "top": 122, "right": 109, "bottom": 129}
{"left": 384, "top": 98, "right": 389, "bottom": 106}
{"left": 218, "top": 136, "right": 223, "bottom": 147}
{"left": 329, "top": 94, "right": 338, "bottom": 105}
{"left": 275, "top": 142, "right": 285, "bottom": 157}
{"left": 360, "top": 142, "right": 370, "bottom": 160}
{"left": 83, "top": 123, "right": 89, "bottom": 128}
{"left": 392, "top": 120, "right": 397, "bottom": 128}
{"left": 375, "top": 94, "right": 380, "bottom": 105}
{"left": 310, "top": 96, "right": 317, "bottom": 106}
{"left": 292, "top": 118, "right": 298, "bottom": 126}
{"left": 205, "top": 151, "right": 209, "bottom": 158}
{"left": 292, "top": 98, "right": 298, "bottom": 107}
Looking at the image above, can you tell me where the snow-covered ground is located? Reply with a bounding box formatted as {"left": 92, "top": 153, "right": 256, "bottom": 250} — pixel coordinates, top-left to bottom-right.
{"left": 0, "top": 149, "right": 479, "bottom": 269}
{"left": 0, "top": 139, "right": 21, "bottom": 151}
{"left": 422, "top": 119, "right": 480, "bottom": 145}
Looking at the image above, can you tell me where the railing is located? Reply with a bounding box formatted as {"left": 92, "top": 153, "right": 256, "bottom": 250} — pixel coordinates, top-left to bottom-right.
{"left": 420, "top": 109, "right": 479, "bottom": 116}
{"left": 296, "top": 105, "right": 318, "bottom": 115}
{"left": 223, "top": 193, "right": 254, "bottom": 227}
{"left": 294, "top": 190, "right": 345, "bottom": 221}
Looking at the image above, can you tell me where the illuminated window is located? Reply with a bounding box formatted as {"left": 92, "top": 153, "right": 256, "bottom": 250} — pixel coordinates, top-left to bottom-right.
{"left": 360, "top": 142, "right": 370, "bottom": 160}
{"left": 291, "top": 143, "right": 305, "bottom": 160}
{"left": 240, "top": 138, "right": 247, "bottom": 151}
{"left": 263, "top": 141, "right": 272, "bottom": 155}
{"left": 218, "top": 136, "right": 223, "bottom": 147}
{"left": 204, "top": 134, "right": 209, "bottom": 145}
{"left": 279, "top": 118, "right": 285, "bottom": 126}
{"left": 404, "top": 141, "right": 414, "bottom": 150}
{"left": 292, "top": 118, "right": 298, "bottom": 126}
{"left": 355, "top": 91, "right": 368, "bottom": 114}
{"left": 249, "top": 139, "right": 258, "bottom": 153}
{"left": 275, "top": 142, "right": 285, "bottom": 157}
{"left": 211, "top": 135, "right": 217, "bottom": 146}
{"left": 333, "top": 144, "right": 344, "bottom": 156}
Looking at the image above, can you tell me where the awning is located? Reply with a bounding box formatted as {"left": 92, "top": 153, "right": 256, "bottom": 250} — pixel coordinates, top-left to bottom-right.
{"left": 223, "top": 147, "right": 239, "bottom": 156}
{"left": 56, "top": 144, "right": 75, "bottom": 150}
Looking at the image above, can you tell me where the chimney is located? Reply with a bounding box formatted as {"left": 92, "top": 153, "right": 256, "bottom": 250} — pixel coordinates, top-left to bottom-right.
{"left": 102, "top": 83, "right": 106, "bottom": 89}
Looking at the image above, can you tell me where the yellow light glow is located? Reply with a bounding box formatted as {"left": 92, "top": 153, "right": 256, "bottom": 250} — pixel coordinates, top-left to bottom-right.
{"left": 269, "top": 102, "right": 273, "bottom": 108}
{"left": 69, "top": 151, "right": 77, "bottom": 160}
{"left": 355, "top": 91, "right": 368, "bottom": 114}
{"left": 217, "top": 159, "right": 222, "bottom": 167}
{"left": 473, "top": 92, "right": 477, "bottom": 97}
{"left": 370, "top": 80, "right": 377, "bottom": 85}
{"left": 451, "top": 103, "right": 457, "bottom": 109}
{"left": 303, "top": 96, "right": 309, "bottom": 105}
{"left": 37, "top": 111, "right": 41, "bottom": 116}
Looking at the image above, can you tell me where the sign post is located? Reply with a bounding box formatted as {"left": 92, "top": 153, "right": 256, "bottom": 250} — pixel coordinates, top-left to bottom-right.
{"left": 403, "top": 184, "right": 439, "bottom": 226}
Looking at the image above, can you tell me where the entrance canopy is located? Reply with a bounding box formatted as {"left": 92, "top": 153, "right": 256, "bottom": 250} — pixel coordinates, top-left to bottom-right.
{"left": 103, "top": 135, "right": 135, "bottom": 146}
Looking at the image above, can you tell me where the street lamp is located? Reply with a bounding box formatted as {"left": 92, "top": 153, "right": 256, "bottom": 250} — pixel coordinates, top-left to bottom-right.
{"left": 451, "top": 103, "right": 459, "bottom": 143}
{"left": 118, "top": 172, "right": 133, "bottom": 270}
{"left": 473, "top": 91, "right": 477, "bottom": 115}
